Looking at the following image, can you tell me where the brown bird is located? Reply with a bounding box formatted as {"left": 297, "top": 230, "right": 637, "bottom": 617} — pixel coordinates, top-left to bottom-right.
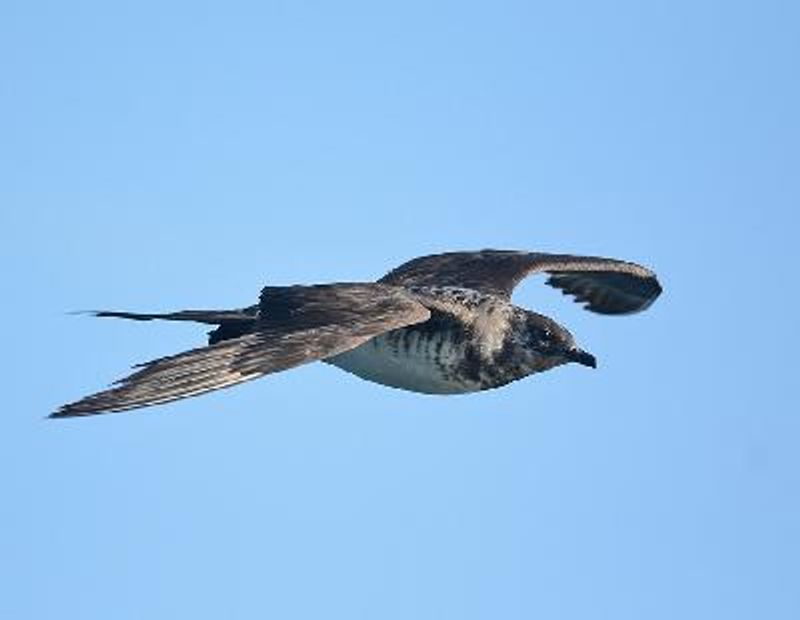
{"left": 54, "top": 250, "right": 662, "bottom": 417}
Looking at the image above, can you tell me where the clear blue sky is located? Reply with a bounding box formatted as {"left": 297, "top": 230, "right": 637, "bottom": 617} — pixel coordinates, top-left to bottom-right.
{"left": 2, "top": 1, "right": 798, "bottom": 618}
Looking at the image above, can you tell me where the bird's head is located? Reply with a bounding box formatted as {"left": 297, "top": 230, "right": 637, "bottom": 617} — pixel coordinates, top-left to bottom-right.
{"left": 517, "top": 311, "right": 596, "bottom": 371}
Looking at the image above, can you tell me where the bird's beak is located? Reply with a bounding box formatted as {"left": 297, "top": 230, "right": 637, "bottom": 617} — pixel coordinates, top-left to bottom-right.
{"left": 567, "top": 348, "right": 597, "bottom": 369}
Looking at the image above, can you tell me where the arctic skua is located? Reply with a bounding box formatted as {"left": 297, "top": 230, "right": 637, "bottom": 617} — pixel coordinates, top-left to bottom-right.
{"left": 55, "top": 250, "right": 662, "bottom": 417}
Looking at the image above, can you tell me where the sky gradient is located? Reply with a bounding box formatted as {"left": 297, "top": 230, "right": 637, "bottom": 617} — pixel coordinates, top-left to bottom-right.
{"left": 2, "top": 1, "right": 798, "bottom": 618}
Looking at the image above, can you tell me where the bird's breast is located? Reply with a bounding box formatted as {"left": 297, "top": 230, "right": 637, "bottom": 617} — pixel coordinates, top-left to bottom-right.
{"left": 326, "top": 325, "right": 485, "bottom": 394}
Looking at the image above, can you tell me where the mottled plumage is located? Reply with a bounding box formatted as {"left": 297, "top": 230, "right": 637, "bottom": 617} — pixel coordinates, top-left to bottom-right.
{"left": 55, "top": 250, "right": 662, "bottom": 417}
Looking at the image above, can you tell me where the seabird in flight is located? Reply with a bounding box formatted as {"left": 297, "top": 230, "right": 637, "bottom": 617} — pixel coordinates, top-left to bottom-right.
{"left": 54, "top": 250, "right": 662, "bottom": 417}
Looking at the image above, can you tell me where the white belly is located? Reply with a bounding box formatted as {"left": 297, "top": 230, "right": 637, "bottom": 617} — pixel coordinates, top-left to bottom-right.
{"left": 326, "top": 330, "right": 482, "bottom": 394}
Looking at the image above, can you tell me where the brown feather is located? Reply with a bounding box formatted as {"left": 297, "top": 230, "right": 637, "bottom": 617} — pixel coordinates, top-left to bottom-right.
{"left": 381, "top": 250, "right": 661, "bottom": 314}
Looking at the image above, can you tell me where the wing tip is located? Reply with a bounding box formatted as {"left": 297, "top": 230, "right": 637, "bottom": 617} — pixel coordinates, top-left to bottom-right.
{"left": 547, "top": 268, "right": 663, "bottom": 315}
{"left": 51, "top": 399, "right": 145, "bottom": 418}
{"left": 49, "top": 407, "right": 89, "bottom": 419}
{"left": 50, "top": 400, "right": 105, "bottom": 418}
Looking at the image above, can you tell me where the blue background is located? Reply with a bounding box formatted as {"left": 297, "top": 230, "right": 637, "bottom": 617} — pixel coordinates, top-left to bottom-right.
{"left": 2, "top": 1, "right": 798, "bottom": 618}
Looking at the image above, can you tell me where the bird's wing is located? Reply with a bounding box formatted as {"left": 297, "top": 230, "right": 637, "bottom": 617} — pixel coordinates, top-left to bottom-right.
{"left": 54, "top": 284, "right": 430, "bottom": 417}
{"left": 380, "top": 250, "right": 662, "bottom": 315}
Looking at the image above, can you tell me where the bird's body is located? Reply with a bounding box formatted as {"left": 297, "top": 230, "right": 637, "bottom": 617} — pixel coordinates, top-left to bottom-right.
{"left": 328, "top": 326, "right": 476, "bottom": 394}
{"left": 328, "top": 287, "right": 507, "bottom": 394}
{"left": 329, "top": 286, "right": 564, "bottom": 394}
{"left": 55, "top": 250, "right": 662, "bottom": 417}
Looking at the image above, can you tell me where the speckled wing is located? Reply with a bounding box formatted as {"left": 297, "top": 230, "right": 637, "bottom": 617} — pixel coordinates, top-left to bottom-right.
{"left": 54, "top": 284, "right": 430, "bottom": 417}
{"left": 380, "top": 250, "right": 662, "bottom": 315}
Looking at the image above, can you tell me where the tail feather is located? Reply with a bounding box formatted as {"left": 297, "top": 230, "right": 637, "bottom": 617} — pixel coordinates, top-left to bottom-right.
{"left": 93, "top": 308, "right": 258, "bottom": 325}
{"left": 89, "top": 308, "right": 259, "bottom": 345}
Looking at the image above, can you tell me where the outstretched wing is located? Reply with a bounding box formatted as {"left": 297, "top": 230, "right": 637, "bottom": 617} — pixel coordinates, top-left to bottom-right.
{"left": 55, "top": 284, "right": 430, "bottom": 417}
{"left": 380, "top": 250, "right": 661, "bottom": 315}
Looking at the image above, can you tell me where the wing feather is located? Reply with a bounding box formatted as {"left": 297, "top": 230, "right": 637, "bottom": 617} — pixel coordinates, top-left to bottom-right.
{"left": 55, "top": 284, "right": 429, "bottom": 417}
{"left": 380, "top": 250, "right": 661, "bottom": 314}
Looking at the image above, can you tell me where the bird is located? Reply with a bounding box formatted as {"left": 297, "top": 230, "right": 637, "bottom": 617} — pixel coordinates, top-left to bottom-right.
{"left": 54, "top": 250, "right": 662, "bottom": 418}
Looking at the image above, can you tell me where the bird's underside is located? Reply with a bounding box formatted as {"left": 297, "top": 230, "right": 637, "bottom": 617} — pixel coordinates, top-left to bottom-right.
{"left": 55, "top": 250, "right": 662, "bottom": 417}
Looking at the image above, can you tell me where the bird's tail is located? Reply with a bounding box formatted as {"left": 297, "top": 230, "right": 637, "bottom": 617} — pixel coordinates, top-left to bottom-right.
{"left": 90, "top": 308, "right": 258, "bottom": 325}
{"left": 83, "top": 307, "right": 259, "bottom": 345}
